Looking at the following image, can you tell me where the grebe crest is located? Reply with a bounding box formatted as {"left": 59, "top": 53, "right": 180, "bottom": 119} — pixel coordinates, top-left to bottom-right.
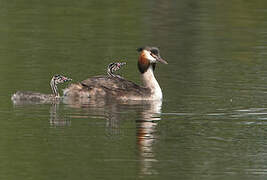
{"left": 107, "top": 62, "right": 126, "bottom": 78}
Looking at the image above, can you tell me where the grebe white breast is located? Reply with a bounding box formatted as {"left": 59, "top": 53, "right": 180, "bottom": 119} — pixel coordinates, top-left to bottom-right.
{"left": 63, "top": 47, "right": 167, "bottom": 100}
{"left": 11, "top": 74, "right": 72, "bottom": 103}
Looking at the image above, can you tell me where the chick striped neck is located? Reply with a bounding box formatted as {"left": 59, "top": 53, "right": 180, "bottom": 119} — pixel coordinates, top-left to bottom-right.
{"left": 107, "top": 65, "right": 115, "bottom": 77}
{"left": 50, "top": 78, "right": 59, "bottom": 97}
{"left": 107, "top": 62, "right": 125, "bottom": 78}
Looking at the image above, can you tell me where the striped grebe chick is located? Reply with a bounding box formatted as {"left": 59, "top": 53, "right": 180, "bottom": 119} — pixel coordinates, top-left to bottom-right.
{"left": 63, "top": 47, "right": 167, "bottom": 101}
{"left": 11, "top": 74, "right": 72, "bottom": 103}
{"left": 107, "top": 62, "right": 126, "bottom": 78}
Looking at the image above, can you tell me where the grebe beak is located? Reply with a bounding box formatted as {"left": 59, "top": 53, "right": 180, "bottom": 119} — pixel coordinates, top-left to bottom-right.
{"left": 151, "top": 53, "right": 168, "bottom": 64}
{"left": 156, "top": 56, "right": 168, "bottom": 64}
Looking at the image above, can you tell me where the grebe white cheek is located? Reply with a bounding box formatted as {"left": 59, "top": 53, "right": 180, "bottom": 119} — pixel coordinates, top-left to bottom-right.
{"left": 143, "top": 50, "right": 157, "bottom": 63}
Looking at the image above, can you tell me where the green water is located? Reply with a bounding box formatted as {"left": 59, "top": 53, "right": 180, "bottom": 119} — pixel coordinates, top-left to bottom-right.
{"left": 1, "top": 0, "right": 267, "bottom": 179}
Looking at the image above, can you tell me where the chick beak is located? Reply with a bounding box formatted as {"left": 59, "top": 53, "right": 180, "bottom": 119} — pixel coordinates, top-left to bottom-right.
{"left": 63, "top": 77, "right": 72, "bottom": 82}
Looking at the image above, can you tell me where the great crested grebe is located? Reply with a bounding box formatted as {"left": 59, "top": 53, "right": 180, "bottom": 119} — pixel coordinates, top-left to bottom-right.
{"left": 11, "top": 74, "right": 72, "bottom": 102}
{"left": 63, "top": 47, "right": 167, "bottom": 100}
{"left": 107, "top": 62, "right": 126, "bottom": 78}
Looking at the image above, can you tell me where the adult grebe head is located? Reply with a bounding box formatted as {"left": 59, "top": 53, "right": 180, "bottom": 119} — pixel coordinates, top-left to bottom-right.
{"left": 137, "top": 47, "right": 168, "bottom": 73}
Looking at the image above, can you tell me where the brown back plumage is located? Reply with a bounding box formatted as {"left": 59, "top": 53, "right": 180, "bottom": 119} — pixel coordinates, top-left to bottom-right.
{"left": 64, "top": 76, "right": 150, "bottom": 100}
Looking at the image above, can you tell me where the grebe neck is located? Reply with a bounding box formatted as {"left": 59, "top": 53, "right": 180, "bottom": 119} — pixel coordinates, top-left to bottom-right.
{"left": 50, "top": 79, "right": 59, "bottom": 98}
{"left": 141, "top": 66, "right": 162, "bottom": 100}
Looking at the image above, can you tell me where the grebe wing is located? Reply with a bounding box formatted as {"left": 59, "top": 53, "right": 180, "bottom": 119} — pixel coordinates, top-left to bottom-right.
{"left": 81, "top": 76, "right": 149, "bottom": 97}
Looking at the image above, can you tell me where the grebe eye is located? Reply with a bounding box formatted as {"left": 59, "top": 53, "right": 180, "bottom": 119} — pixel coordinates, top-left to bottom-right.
{"left": 150, "top": 52, "right": 157, "bottom": 58}
{"left": 150, "top": 48, "right": 159, "bottom": 55}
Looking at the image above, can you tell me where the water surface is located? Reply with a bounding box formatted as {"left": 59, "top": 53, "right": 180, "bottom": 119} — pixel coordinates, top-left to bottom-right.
{"left": 1, "top": 0, "right": 267, "bottom": 179}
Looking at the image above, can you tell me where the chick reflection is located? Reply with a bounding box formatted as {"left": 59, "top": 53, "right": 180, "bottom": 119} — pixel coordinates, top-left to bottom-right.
{"left": 11, "top": 98, "right": 71, "bottom": 127}
{"left": 49, "top": 103, "right": 71, "bottom": 127}
{"left": 137, "top": 100, "right": 162, "bottom": 176}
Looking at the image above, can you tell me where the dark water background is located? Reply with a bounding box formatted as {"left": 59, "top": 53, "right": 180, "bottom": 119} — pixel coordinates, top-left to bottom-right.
{"left": 1, "top": 0, "right": 267, "bottom": 179}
